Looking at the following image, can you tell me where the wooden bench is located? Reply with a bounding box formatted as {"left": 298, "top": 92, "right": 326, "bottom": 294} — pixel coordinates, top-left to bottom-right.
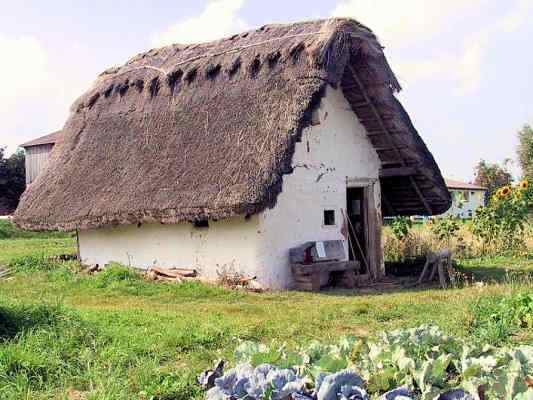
{"left": 291, "top": 260, "right": 361, "bottom": 291}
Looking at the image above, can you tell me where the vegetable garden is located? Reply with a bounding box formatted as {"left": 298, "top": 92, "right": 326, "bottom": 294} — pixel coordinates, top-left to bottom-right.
{"left": 0, "top": 180, "right": 531, "bottom": 399}
{"left": 204, "top": 324, "right": 532, "bottom": 399}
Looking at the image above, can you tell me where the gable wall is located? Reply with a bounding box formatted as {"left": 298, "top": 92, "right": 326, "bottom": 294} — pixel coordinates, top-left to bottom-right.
{"left": 256, "top": 86, "right": 381, "bottom": 288}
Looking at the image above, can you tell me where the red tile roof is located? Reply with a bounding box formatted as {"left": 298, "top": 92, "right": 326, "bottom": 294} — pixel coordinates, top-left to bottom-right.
{"left": 445, "top": 178, "right": 487, "bottom": 191}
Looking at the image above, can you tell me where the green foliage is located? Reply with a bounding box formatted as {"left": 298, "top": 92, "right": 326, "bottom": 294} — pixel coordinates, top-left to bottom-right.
{"left": 0, "top": 301, "right": 213, "bottom": 400}
{"left": 430, "top": 215, "right": 460, "bottom": 244}
{"left": 390, "top": 217, "right": 412, "bottom": 241}
{"left": 0, "top": 219, "right": 70, "bottom": 240}
{"left": 0, "top": 148, "right": 25, "bottom": 214}
{"left": 0, "top": 303, "right": 100, "bottom": 396}
{"left": 473, "top": 159, "right": 513, "bottom": 197}
{"left": 8, "top": 254, "right": 66, "bottom": 272}
{"left": 468, "top": 291, "right": 533, "bottom": 345}
{"left": 472, "top": 181, "right": 532, "bottom": 253}
{"left": 0, "top": 233, "right": 531, "bottom": 398}
{"left": 517, "top": 124, "right": 533, "bottom": 181}
{"left": 228, "top": 325, "right": 533, "bottom": 399}
{"left": 92, "top": 262, "right": 144, "bottom": 288}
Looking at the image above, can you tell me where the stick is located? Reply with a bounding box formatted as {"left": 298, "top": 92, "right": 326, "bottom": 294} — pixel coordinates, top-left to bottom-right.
{"left": 417, "top": 257, "right": 431, "bottom": 285}
{"left": 341, "top": 210, "right": 359, "bottom": 276}
{"left": 341, "top": 208, "right": 372, "bottom": 281}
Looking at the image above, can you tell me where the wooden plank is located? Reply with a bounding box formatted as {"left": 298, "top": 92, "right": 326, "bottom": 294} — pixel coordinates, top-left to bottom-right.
{"left": 374, "top": 144, "right": 408, "bottom": 152}
{"left": 379, "top": 166, "right": 417, "bottom": 178}
{"left": 366, "top": 129, "right": 406, "bottom": 136}
{"left": 291, "top": 260, "right": 358, "bottom": 274}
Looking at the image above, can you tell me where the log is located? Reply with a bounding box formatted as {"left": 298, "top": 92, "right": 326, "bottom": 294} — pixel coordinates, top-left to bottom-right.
{"left": 150, "top": 266, "right": 197, "bottom": 278}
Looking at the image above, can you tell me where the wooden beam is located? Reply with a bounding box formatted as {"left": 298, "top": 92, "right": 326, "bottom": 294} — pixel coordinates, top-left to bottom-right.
{"left": 348, "top": 66, "right": 432, "bottom": 214}
{"left": 366, "top": 129, "right": 407, "bottom": 137}
{"left": 380, "top": 161, "right": 403, "bottom": 167}
{"left": 379, "top": 166, "right": 416, "bottom": 177}
{"left": 374, "top": 144, "right": 408, "bottom": 152}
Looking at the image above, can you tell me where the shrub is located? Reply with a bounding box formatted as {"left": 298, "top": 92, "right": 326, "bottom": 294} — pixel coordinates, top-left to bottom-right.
{"left": 472, "top": 180, "right": 532, "bottom": 254}
{"left": 390, "top": 217, "right": 412, "bottom": 241}
{"left": 93, "top": 263, "right": 143, "bottom": 288}
{"left": 468, "top": 291, "right": 533, "bottom": 345}
{"left": 430, "top": 215, "right": 460, "bottom": 246}
{"left": 8, "top": 254, "right": 65, "bottom": 272}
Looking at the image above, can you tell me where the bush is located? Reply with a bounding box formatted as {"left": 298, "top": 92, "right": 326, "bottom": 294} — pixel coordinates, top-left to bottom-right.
{"left": 8, "top": 254, "right": 66, "bottom": 272}
{"left": 430, "top": 215, "right": 460, "bottom": 245}
{"left": 472, "top": 180, "right": 532, "bottom": 255}
{"left": 390, "top": 217, "right": 412, "bottom": 241}
{"left": 468, "top": 291, "right": 533, "bottom": 345}
{"left": 93, "top": 263, "right": 144, "bottom": 288}
{"left": 383, "top": 223, "right": 434, "bottom": 262}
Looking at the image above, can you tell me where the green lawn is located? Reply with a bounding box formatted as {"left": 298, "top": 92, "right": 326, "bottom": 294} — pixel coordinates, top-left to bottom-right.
{"left": 0, "top": 229, "right": 531, "bottom": 399}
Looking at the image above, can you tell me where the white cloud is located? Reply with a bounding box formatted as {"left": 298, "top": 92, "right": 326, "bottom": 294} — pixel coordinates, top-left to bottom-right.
{"left": 500, "top": 0, "right": 533, "bottom": 32}
{"left": 335, "top": 0, "right": 532, "bottom": 94}
{"left": 152, "top": 0, "right": 248, "bottom": 47}
{"left": 0, "top": 35, "right": 49, "bottom": 109}
{"left": 0, "top": 34, "right": 96, "bottom": 155}
{"left": 331, "top": 0, "right": 487, "bottom": 48}
{"left": 394, "top": 29, "right": 489, "bottom": 95}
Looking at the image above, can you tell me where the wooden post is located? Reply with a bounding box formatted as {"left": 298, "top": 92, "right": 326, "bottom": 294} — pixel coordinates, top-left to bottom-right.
{"left": 364, "top": 183, "right": 384, "bottom": 280}
{"left": 75, "top": 229, "right": 81, "bottom": 261}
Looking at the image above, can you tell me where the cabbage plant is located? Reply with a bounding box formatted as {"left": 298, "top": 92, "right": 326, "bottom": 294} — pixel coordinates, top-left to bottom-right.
{"left": 204, "top": 325, "right": 533, "bottom": 400}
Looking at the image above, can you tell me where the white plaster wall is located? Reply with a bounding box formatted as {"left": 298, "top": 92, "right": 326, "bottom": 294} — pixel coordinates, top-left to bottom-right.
{"left": 78, "top": 85, "right": 381, "bottom": 289}
{"left": 79, "top": 215, "right": 262, "bottom": 280}
{"left": 443, "top": 189, "right": 486, "bottom": 218}
{"left": 256, "top": 86, "right": 381, "bottom": 288}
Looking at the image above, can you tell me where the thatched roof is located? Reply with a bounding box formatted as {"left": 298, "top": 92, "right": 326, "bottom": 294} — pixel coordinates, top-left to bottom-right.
{"left": 15, "top": 18, "right": 450, "bottom": 231}
{"left": 20, "top": 131, "right": 62, "bottom": 148}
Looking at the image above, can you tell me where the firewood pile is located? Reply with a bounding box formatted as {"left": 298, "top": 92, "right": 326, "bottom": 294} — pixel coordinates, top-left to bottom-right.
{"left": 77, "top": 263, "right": 264, "bottom": 291}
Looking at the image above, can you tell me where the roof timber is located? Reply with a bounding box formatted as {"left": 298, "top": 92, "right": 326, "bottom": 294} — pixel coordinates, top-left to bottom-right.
{"left": 345, "top": 66, "right": 432, "bottom": 215}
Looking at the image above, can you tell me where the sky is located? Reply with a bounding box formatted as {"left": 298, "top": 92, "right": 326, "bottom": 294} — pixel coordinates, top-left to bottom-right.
{"left": 1, "top": 0, "right": 532, "bottom": 181}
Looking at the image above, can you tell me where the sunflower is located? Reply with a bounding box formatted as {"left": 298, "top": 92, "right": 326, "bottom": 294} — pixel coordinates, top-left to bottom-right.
{"left": 500, "top": 186, "right": 512, "bottom": 197}
{"left": 519, "top": 180, "right": 528, "bottom": 189}
{"left": 495, "top": 188, "right": 503, "bottom": 198}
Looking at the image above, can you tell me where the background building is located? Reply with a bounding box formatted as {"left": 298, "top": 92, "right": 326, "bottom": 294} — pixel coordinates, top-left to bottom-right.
{"left": 443, "top": 178, "right": 487, "bottom": 218}
{"left": 20, "top": 131, "right": 61, "bottom": 184}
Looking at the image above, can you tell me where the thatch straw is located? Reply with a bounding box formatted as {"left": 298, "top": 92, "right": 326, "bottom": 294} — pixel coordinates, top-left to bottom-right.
{"left": 14, "top": 18, "right": 449, "bottom": 231}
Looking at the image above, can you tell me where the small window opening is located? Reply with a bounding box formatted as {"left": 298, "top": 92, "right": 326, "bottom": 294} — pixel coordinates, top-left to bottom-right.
{"left": 323, "top": 210, "right": 335, "bottom": 226}
{"left": 193, "top": 218, "right": 209, "bottom": 228}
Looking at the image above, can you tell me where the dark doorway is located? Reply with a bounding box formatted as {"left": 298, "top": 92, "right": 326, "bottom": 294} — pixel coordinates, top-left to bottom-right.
{"left": 346, "top": 187, "right": 367, "bottom": 272}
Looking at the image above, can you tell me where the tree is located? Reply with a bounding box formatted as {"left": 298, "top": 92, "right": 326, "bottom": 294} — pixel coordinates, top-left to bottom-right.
{"left": 473, "top": 159, "right": 512, "bottom": 197}
{"left": 0, "top": 147, "right": 26, "bottom": 215}
{"left": 517, "top": 124, "right": 533, "bottom": 181}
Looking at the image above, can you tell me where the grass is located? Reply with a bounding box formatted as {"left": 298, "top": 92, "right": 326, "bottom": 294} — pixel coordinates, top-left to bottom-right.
{"left": 0, "top": 223, "right": 531, "bottom": 399}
